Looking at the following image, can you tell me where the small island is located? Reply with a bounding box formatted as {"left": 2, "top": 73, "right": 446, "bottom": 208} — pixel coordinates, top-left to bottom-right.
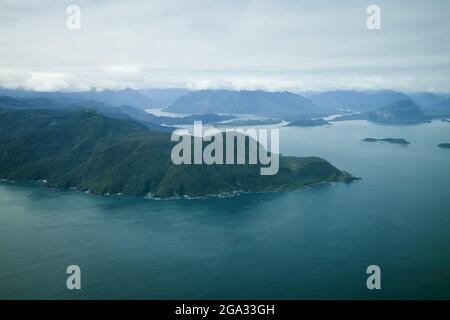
{"left": 441, "top": 119, "right": 450, "bottom": 123}
{"left": 363, "top": 137, "right": 410, "bottom": 146}
{"left": 438, "top": 143, "right": 450, "bottom": 149}
{"left": 287, "top": 118, "right": 331, "bottom": 127}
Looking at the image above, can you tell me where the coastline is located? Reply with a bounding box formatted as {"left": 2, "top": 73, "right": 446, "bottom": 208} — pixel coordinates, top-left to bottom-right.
{"left": 0, "top": 176, "right": 360, "bottom": 201}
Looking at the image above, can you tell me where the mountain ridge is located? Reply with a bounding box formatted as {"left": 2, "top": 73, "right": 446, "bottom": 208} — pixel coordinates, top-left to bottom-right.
{"left": 0, "top": 108, "right": 357, "bottom": 197}
{"left": 165, "top": 90, "right": 319, "bottom": 115}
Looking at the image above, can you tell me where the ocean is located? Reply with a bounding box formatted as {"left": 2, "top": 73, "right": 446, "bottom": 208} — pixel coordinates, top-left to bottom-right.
{"left": 1, "top": 119, "right": 450, "bottom": 299}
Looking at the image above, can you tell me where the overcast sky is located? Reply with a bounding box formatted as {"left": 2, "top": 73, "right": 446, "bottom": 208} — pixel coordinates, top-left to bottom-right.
{"left": 0, "top": 0, "right": 449, "bottom": 92}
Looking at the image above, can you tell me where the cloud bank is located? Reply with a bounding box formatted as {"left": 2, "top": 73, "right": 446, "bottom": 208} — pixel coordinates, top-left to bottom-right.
{"left": 0, "top": 0, "right": 449, "bottom": 92}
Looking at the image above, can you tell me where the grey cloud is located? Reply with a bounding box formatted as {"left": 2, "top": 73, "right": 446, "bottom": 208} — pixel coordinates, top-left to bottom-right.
{"left": 0, "top": 0, "right": 449, "bottom": 92}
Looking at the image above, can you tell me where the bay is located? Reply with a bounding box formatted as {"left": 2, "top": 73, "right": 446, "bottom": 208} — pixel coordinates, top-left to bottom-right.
{"left": 1, "top": 120, "right": 450, "bottom": 299}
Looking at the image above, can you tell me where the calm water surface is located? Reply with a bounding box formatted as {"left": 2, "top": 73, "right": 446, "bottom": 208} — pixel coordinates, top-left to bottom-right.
{"left": 1, "top": 120, "right": 450, "bottom": 299}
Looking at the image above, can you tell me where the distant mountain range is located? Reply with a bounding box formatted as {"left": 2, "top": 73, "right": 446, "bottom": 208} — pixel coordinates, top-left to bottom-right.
{"left": 306, "top": 90, "right": 450, "bottom": 117}
{"left": 0, "top": 87, "right": 191, "bottom": 109}
{"left": 307, "top": 90, "right": 410, "bottom": 112}
{"left": 0, "top": 95, "right": 234, "bottom": 128}
{"left": 1, "top": 87, "right": 450, "bottom": 119}
{"left": 164, "top": 90, "right": 319, "bottom": 115}
{"left": 0, "top": 88, "right": 159, "bottom": 109}
{"left": 138, "top": 88, "right": 189, "bottom": 106}
{"left": 165, "top": 89, "right": 450, "bottom": 117}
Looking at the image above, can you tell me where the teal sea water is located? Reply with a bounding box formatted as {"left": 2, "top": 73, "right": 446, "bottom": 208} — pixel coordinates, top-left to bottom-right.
{"left": 1, "top": 120, "right": 450, "bottom": 299}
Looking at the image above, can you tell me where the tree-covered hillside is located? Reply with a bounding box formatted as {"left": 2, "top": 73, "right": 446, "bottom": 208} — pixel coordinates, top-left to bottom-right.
{"left": 0, "top": 108, "right": 357, "bottom": 197}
